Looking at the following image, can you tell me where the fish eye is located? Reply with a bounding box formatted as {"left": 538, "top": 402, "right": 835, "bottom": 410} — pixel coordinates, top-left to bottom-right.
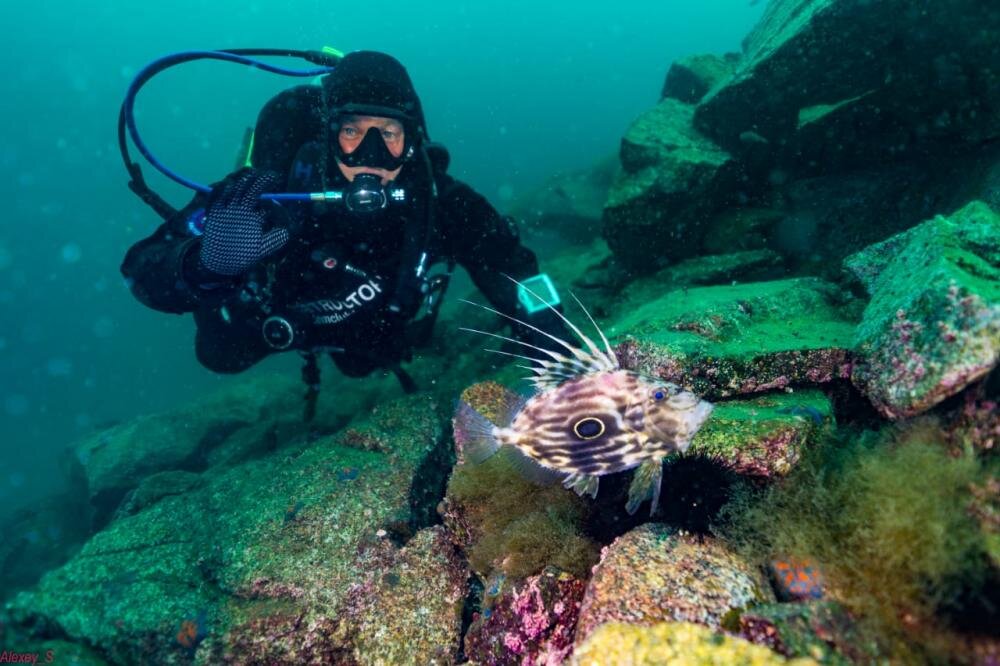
{"left": 573, "top": 417, "right": 605, "bottom": 440}
{"left": 654, "top": 390, "right": 665, "bottom": 401}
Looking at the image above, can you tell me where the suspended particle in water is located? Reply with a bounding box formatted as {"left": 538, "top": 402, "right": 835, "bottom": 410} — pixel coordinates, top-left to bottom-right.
{"left": 4, "top": 394, "right": 29, "bottom": 416}
{"left": 46, "top": 357, "right": 73, "bottom": 377}
{"left": 92, "top": 316, "right": 115, "bottom": 338}
{"left": 61, "top": 243, "right": 82, "bottom": 264}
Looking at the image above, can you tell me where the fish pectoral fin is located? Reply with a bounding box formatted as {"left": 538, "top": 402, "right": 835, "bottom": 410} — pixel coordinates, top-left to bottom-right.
{"left": 562, "top": 472, "right": 600, "bottom": 499}
{"left": 453, "top": 401, "right": 500, "bottom": 464}
{"left": 501, "top": 446, "right": 566, "bottom": 486}
{"left": 626, "top": 458, "right": 664, "bottom": 516}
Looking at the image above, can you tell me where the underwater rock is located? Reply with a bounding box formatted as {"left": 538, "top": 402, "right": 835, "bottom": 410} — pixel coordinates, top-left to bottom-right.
{"left": 688, "top": 390, "right": 832, "bottom": 479}
{"left": 341, "top": 526, "right": 468, "bottom": 665}
{"left": 738, "top": 601, "right": 884, "bottom": 665}
{"left": 571, "top": 621, "right": 812, "bottom": 665}
{"left": 69, "top": 374, "right": 321, "bottom": 528}
{"left": 766, "top": 558, "right": 825, "bottom": 603}
{"left": 5, "top": 395, "right": 459, "bottom": 665}
{"left": 701, "top": 208, "right": 785, "bottom": 255}
{"left": 662, "top": 53, "right": 739, "bottom": 105}
{"left": 0, "top": 490, "right": 91, "bottom": 605}
{"left": 603, "top": 98, "right": 734, "bottom": 271}
{"left": 846, "top": 201, "right": 1000, "bottom": 419}
{"left": 112, "top": 469, "right": 203, "bottom": 520}
{"left": 613, "top": 277, "right": 856, "bottom": 400}
{"left": 696, "top": 0, "right": 1000, "bottom": 178}
{"left": 506, "top": 156, "right": 617, "bottom": 246}
{"left": 463, "top": 566, "right": 586, "bottom": 666}
{"left": 766, "top": 154, "right": 1000, "bottom": 276}
{"left": 573, "top": 524, "right": 774, "bottom": 647}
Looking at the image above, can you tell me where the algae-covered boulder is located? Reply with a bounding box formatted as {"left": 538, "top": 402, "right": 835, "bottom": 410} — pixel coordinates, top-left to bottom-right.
{"left": 689, "top": 390, "right": 832, "bottom": 479}
{"left": 6, "top": 395, "right": 465, "bottom": 665}
{"left": 572, "top": 621, "right": 814, "bottom": 665}
{"left": 573, "top": 524, "right": 774, "bottom": 647}
{"left": 846, "top": 201, "right": 1000, "bottom": 419}
{"left": 603, "top": 98, "right": 734, "bottom": 271}
{"left": 695, "top": 0, "right": 1000, "bottom": 176}
{"left": 68, "top": 373, "right": 344, "bottom": 527}
{"left": 739, "top": 601, "right": 884, "bottom": 665}
{"left": 662, "top": 53, "right": 739, "bottom": 105}
{"left": 464, "top": 567, "right": 585, "bottom": 666}
{"left": 505, "top": 156, "right": 617, "bottom": 246}
{"left": 613, "top": 277, "right": 856, "bottom": 399}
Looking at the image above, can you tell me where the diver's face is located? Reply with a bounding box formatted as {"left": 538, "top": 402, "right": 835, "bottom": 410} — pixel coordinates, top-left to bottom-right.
{"left": 336, "top": 115, "right": 405, "bottom": 184}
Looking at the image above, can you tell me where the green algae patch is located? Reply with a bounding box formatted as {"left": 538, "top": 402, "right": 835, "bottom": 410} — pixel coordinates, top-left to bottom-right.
{"left": 571, "top": 621, "right": 817, "bottom": 665}
{"left": 613, "top": 278, "right": 856, "bottom": 399}
{"left": 739, "top": 601, "right": 883, "bottom": 666}
{"left": 444, "top": 452, "right": 600, "bottom": 581}
{"left": 716, "top": 422, "right": 994, "bottom": 662}
{"left": 690, "top": 389, "right": 833, "bottom": 478}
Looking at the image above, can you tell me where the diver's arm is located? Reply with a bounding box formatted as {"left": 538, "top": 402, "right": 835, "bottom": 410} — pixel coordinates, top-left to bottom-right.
{"left": 439, "top": 177, "right": 572, "bottom": 346}
{"left": 439, "top": 178, "right": 540, "bottom": 314}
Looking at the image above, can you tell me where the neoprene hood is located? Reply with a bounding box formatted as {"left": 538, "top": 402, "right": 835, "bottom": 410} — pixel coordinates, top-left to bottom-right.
{"left": 322, "top": 51, "right": 429, "bottom": 141}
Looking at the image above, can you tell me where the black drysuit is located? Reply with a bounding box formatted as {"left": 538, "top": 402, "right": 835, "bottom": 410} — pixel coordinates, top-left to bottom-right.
{"left": 121, "top": 85, "right": 545, "bottom": 378}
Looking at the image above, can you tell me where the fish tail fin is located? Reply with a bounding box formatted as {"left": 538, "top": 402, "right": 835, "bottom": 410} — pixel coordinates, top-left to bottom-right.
{"left": 626, "top": 458, "right": 664, "bottom": 516}
{"left": 453, "top": 400, "right": 501, "bottom": 464}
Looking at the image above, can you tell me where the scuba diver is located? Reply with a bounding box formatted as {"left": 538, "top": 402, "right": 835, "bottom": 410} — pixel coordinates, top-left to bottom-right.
{"left": 119, "top": 50, "right": 568, "bottom": 412}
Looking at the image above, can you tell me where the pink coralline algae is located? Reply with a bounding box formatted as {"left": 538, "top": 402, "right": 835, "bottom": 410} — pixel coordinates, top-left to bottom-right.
{"left": 854, "top": 284, "right": 998, "bottom": 419}
{"left": 464, "top": 567, "right": 586, "bottom": 666}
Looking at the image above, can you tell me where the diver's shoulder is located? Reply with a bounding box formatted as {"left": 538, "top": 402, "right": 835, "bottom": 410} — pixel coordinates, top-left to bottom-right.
{"left": 259, "top": 85, "right": 323, "bottom": 118}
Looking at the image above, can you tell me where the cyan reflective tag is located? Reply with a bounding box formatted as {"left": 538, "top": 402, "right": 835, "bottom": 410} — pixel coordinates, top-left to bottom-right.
{"left": 517, "top": 273, "right": 560, "bottom": 314}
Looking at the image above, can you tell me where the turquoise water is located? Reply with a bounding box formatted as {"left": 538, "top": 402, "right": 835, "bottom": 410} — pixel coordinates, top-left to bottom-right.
{"left": 0, "top": 0, "right": 765, "bottom": 523}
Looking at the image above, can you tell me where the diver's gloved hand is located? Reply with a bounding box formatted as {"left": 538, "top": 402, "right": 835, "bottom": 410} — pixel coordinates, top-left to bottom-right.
{"left": 198, "top": 168, "right": 289, "bottom": 276}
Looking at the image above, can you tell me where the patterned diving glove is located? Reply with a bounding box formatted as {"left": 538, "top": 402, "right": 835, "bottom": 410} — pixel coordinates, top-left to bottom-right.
{"left": 198, "top": 168, "right": 289, "bottom": 276}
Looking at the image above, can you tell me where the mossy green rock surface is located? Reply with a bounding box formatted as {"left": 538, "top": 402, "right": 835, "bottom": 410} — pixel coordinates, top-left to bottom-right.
{"left": 69, "top": 374, "right": 345, "bottom": 527}
{"left": 738, "top": 601, "right": 884, "bottom": 665}
{"left": 662, "top": 53, "right": 739, "bottom": 105}
{"left": 612, "top": 277, "right": 856, "bottom": 399}
{"left": 846, "top": 201, "right": 1000, "bottom": 418}
{"left": 690, "top": 389, "right": 832, "bottom": 478}
{"left": 573, "top": 524, "right": 774, "bottom": 647}
{"left": 7, "top": 396, "right": 466, "bottom": 665}
{"left": 603, "top": 98, "right": 733, "bottom": 270}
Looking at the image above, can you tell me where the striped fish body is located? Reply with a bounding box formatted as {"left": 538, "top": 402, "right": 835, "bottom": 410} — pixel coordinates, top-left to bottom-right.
{"left": 457, "top": 277, "right": 714, "bottom": 515}
{"left": 498, "top": 370, "right": 707, "bottom": 478}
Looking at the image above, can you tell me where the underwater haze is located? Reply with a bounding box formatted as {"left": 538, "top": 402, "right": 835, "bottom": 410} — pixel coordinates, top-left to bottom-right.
{"left": 0, "top": 1, "right": 764, "bottom": 523}
{"left": 3, "top": 0, "right": 1000, "bottom": 661}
